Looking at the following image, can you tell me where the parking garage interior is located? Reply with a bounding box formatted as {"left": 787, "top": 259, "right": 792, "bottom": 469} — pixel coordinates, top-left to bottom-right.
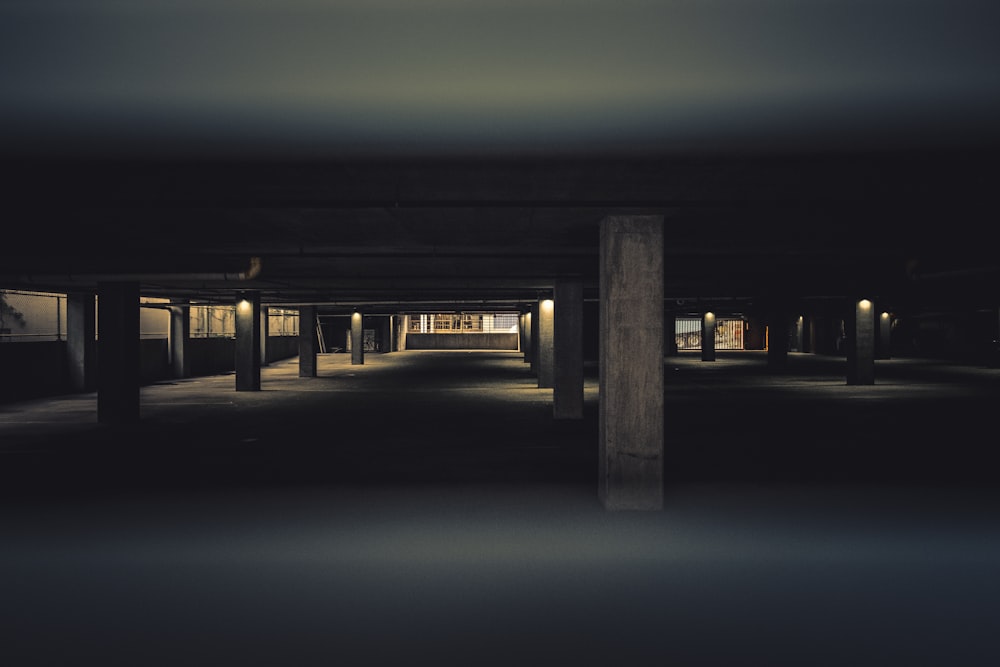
{"left": 3, "top": 1, "right": 1000, "bottom": 665}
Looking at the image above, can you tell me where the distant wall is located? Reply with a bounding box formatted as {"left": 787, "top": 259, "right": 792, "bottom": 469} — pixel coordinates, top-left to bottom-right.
{"left": 0, "top": 341, "right": 68, "bottom": 403}
{"left": 405, "top": 333, "right": 518, "bottom": 350}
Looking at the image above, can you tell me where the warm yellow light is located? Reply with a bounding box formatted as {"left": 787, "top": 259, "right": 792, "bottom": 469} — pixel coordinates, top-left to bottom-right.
{"left": 705, "top": 311, "right": 715, "bottom": 321}
{"left": 351, "top": 312, "right": 362, "bottom": 323}
{"left": 541, "top": 299, "right": 554, "bottom": 311}
{"left": 238, "top": 299, "right": 251, "bottom": 312}
{"left": 859, "top": 299, "right": 872, "bottom": 310}
{"left": 881, "top": 312, "right": 890, "bottom": 320}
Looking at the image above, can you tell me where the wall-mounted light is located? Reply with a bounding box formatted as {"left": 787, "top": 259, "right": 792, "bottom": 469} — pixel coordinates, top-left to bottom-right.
{"left": 541, "top": 299, "right": 553, "bottom": 311}
{"left": 881, "top": 311, "right": 890, "bottom": 320}
{"left": 704, "top": 311, "right": 715, "bottom": 322}
{"left": 859, "top": 299, "right": 872, "bottom": 310}
{"left": 238, "top": 299, "right": 251, "bottom": 312}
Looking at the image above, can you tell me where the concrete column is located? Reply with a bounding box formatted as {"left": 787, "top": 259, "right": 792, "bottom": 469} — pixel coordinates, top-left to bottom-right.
{"left": 260, "top": 305, "right": 270, "bottom": 366}
{"left": 846, "top": 297, "right": 876, "bottom": 385}
{"left": 767, "top": 309, "right": 789, "bottom": 369}
{"left": 537, "top": 297, "right": 555, "bottom": 389}
{"left": 351, "top": 311, "right": 364, "bottom": 365}
{"left": 598, "top": 215, "right": 664, "bottom": 511}
{"left": 522, "top": 310, "right": 533, "bottom": 364}
{"left": 66, "top": 291, "right": 96, "bottom": 392}
{"left": 97, "top": 281, "right": 140, "bottom": 424}
{"left": 554, "top": 280, "right": 583, "bottom": 419}
{"left": 530, "top": 302, "right": 540, "bottom": 374}
{"left": 235, "top": 292, "right": 261, "bottom": 391}
{"left": 399, "top": 315, "right": 409, "bottom": 351}
{"left": 701, "top": 310, "right": 716, "bottom": 361}
{"left": 793, "top": 315, "right": 805, "bottom": 352}
{"left": 299, "top": 305, "right": 318, "bottom": 377}
{"left": 876, "top": 309, "right": 892, "bottom": 359}
{"left": 168, "top": 304, "right": 191, "bottom": 379}
{"left": 665, "top": 312, "right": 678, "bottom": 356}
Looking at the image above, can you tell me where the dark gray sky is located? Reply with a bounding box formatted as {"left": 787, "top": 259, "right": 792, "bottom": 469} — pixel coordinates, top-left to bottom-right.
{"left": 2, "top": 0, "right": 999, "bottom": 156}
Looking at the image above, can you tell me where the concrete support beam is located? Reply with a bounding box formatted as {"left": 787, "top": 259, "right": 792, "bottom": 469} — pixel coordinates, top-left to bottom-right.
{"left": 260, "top": 306, "right": 270, "bottom": 366}
{"left": 522, "top": 310, "right": 533, "bottom": 364}
{"left": 701, "top": 310, "right": 716, "bottom": 362}
{"left": 351, "top": 311, "right": 364, "bottom": 365}
{"left": 299, "top": 305, "right": 318, "bottom": 377}
{"left": 529, "top": 303, "right": 539, "bottom": 374}
{"left": 847, "top": 297, "right": 876, "bottom": 385}
{"left": 876, "top": 309, "right": 892, "bottom": 360}
{"left": 97, "top": 281, "right": 140, "bottom": 424}
{"left": 537, "top": 297, "right": 555, "bottom": 389}
{"left": 235, "top": 292, "right": 262, "bottom": 391}
{"left": 767, "top": 308, "right": 789, "bottom": 369}
{"left": 553, "top": 280, "right": 583, "bottom": 419}
{"left": 598, "top": 215, "right": 664, "bottom": 511}
{"left": 169, "top": 304, "right": 191, "bottom": 379}
{"left": 665, "top": 312, "right": 678, "bottom": 356}
{"left": 66, "top": 291, "right": 96, "bottom": 392}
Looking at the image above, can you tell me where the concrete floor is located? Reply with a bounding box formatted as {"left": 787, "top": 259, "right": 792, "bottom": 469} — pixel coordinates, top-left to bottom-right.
{"left": 2, "top": 350, "right": 1000, "bottom": 666}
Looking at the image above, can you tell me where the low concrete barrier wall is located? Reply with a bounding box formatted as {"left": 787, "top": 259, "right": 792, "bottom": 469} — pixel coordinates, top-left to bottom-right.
{"left": 405, "top": 333, "right": 518, "bottom": 350}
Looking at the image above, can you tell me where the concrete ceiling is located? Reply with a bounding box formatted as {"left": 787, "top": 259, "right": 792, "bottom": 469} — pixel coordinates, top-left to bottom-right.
{"left": 2, "top": 0, "right": 999, "bottom": 316}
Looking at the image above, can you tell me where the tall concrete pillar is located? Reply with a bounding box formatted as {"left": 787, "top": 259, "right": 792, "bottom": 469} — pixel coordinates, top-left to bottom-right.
{"left": 554, "top": 280, "right": 583, "bottom": 419}
{"left": 522, "top": 310, "right": 533, "bottom": 364}
{"left": 537, "top": 297, "right": 555, "bottom": 389}
{"left": 665, "top": 312, "right": 678, "bottom": 356}
{"left": 66, "top": 291, "right": 96, "bottom": 392}
{"left": 530, "top": 302, "right": 540, "bottom": 374}
{"left": 598, "top": 215, "right": 664, "bottom": 511}
{"left": 876, "top": 310, "right": 892, "bottom": 360}
{"left": 351, "top": 311, "right": 364, "bottom": 365}
{"left": 846, "top": 297, "right": 876, "bottom": 385}
{"left": 399, "top": 315, "right": 409, "bottom": 351}
{"left": 97, "top": 281, "right": 140, "bottom": 423}
{"left": 701, "top": 310, "right": 716, "bottom": 361}
{"left": 235, "top": 291, "right": 261, "bottom": 391}
{"left": 767, "top": 309, "right": 789, "bottom": 369}
{"left": 299, "top": 305, "right": 318, "bottom": 377}
{"left": 168, "top": 304, "right": 191, "bottom": 379}
{"left": 260, "top": 305, "right": 270, "bottom": 366}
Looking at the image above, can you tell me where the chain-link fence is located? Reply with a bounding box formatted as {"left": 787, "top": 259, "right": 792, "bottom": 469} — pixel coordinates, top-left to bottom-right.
{"left": 0, "top": 290, "right": 66, "bottom": 342}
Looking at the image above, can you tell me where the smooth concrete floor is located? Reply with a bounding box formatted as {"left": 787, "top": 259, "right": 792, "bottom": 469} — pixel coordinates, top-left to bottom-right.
{"left": 2, "top": 350, "right": 1000, "bottom": 666}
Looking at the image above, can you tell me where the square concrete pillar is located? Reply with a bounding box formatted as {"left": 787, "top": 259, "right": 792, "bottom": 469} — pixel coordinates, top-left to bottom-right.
{"left": 701, "top": 310, "right": 717, "bottom": 362}
{"left": 299, "top": 305, "right": 318, "bottom": 377}
{"left": 235, "top": 292, "right": 261, "bottom": 391}
{"left": 530, "top": 302, "right": 539, "bottom": 374}
{"left": 876, "top": 310, "right": 892, "bottom": 360}
{"left": 847, "top": 297, "right": 876, "bottom": 385}
{"left": 260, "top": 306, "right": 270, "bottom": 366}
{"left": 351, "top": 311, "right": 364, "bottom": 365}
{"left": 169, "top": 304, "right": 191, "bottom": 379}
{"left": 97, "top": 281, "right": 140, "bottom": 423}
{"left": 767, "top": 309, "right": 789, "bottom": 369}
{"left": 66, "top": 291, "right": 96, "bottom": 392}
{"left": 522, "top": 310, "right": 533, "bottom": 364}
{"left": 599, "top": 215, "right": 664, "bottom": 510}
{"left": 537, "top": 297, "right": 555, "bottom": 389}
{"left": 554, "top": 280, "right": 583, "bottom": 419}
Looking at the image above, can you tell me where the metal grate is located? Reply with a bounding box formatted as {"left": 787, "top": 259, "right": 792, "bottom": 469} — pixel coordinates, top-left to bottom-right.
{"left": 675, "top": 317, "right": 745, "bottom": 351}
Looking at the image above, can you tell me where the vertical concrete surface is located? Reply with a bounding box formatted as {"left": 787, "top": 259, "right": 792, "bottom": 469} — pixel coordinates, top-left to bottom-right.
{"left": 538, "top": 297, "right": 555, "bottom": 389}
{"left": 235, "top": 292, "right": 262, "bottom": 391}
{"left": 97, "top": 281, "right": 140, "bottom": 423}
{"left": 877, "top": 310, "right": 892, "bottom": 360}
{"left": 554, "top": 280, "right": 583, "bottom": 419}
{"left": 599, "top": 215, "right": 664, "bottom": 511}
{"left": 298, "top": 305, "right": 318, "bottom": 377}
{"left": 260, "top": 306, "right": 270, "bottom": 366}
{"left": 767, "top": 310, "right": 789, "bottom": 369}
{"left": 351, "top": 312, "right": 364, "bottom": 365}
{"left": 169, "top": 304, "right": 191, "bottom": 379}
{"left": 530, "top": 303, "right": 539, "bottom": 374}
{"left": 66, "top": 291, "right": 96, "bottom": 392}
{"left": 847, "top": 297, "right": 876, "bottom": 385}
{"left": 701, "top": 311, "right": 716, "bottom": 361}
{"left": 522, "top": 310, "right": 532, "bottom": 364}
{"left": 665, "top": 312, "right": 678, "bottom": 356}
